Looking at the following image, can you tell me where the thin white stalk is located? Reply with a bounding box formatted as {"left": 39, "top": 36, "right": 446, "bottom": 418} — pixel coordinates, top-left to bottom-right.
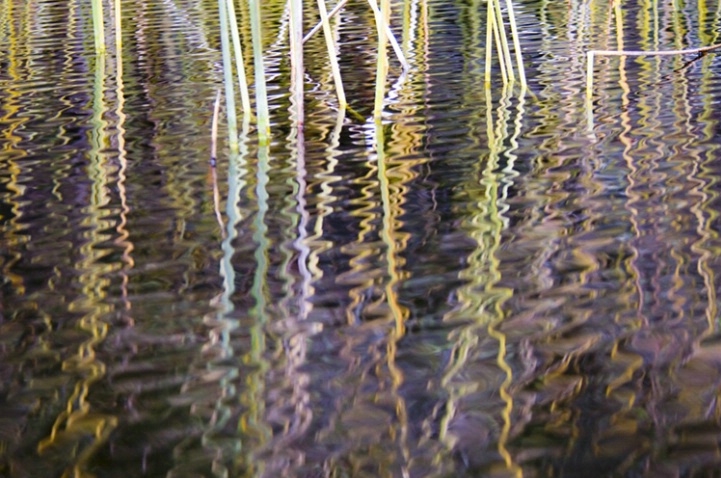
{"left": 504, "top": 0, "right": 526, "bottom": 88}
{"left": 367, "top": 0, "right": 410, "bottom": 70}
{"left": 493, "top": 0, "right": 515, "bottom": 82}
{"left": 303, "top": 0, "right": 350, "bottom": 44}
{"left": 226, "top": 0, "right": 252, "bottom": 118}
{"left": 289, "top": 0, "right": 305, "bottom": 125}
{"left": 317, "top": 0, "right": 346, "bottom": 107}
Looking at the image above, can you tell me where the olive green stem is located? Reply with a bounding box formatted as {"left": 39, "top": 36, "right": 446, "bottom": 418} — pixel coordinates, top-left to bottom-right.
{"left": 249, "top": 0, "right": 271, "bottom": 144}
{"left": 218, "top": 0, "right": 239, "bottom": 151}
{"left": 91, "top": 0, "right": 106, "bottom": 54}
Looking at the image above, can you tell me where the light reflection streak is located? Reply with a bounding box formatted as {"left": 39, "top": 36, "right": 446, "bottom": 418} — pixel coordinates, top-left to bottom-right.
{"left": 239, "top": 143, "right": 273, "bottom": 476}
{"left": 0, "top": 0, "right": 28, "bottom": 297}
{"left": 37, "top": 51, "right": 117, "bottom": 477}
{"left": 375, "top": 118, "right": 410, "bottom": 471}
{"left": 113, "top": 0, "right": 134, "bottom": 323}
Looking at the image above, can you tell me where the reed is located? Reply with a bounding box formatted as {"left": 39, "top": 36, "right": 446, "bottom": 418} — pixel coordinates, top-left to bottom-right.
{"left": 91, "top": 0, "right": 106, "bottom": 53}
{"left": 289, "top": 0, "right": 305, "bottom": 125}
{"left": 226, "top": 0, "right": 251, "bottom": 119}
{"left": 483, "top": 0, "right": 527, "bottom": 90}
{"left": 585, "top": 42, "right": 721, "bottom": 99}
{"left": 504, "top": 0, "right": 526, "bottom": 88}
{"left": 210, "top": 90, "right": 226, "bottom": 235}
{"left": 304, "top": 0, "right": 349, "bottom": 43}
{"left": 113, "top": 0, "right": 122, "bottom": 52}
{"left": 373, "top": 0, "right": 390, "bottom": 118}
{"left": 493, "top": 0, "right": 515, "bottom": 83}
{"left": 249, "top": 0, "right": 271, "bottom": 144}
{"left": 316, "top": 0, "right": 347, "bottom": 108}
{"left": 367, "top": 0, "right": 410, "bottom": 70}
{"left": 218, "top": 0, "right": 239, "bottom": 151}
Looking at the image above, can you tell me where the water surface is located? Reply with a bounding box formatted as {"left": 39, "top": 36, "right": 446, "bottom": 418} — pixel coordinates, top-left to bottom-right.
{"left": 2, "top": 0, "right": 721, "bottom": 476}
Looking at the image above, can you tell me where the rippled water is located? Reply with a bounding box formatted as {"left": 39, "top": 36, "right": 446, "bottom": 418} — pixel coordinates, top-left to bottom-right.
{"left": 3, "top": 0, "right": 721, "bottom": 476}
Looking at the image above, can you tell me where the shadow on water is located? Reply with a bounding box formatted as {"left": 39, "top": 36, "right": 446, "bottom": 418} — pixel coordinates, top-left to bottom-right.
{"left": 3, "top": 0, "right": 721, "bottom": 477}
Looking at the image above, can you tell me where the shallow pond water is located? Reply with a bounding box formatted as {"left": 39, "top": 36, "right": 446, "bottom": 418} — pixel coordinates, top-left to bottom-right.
{"left": 3, "top": 0, "right": 721, "bottom": 476}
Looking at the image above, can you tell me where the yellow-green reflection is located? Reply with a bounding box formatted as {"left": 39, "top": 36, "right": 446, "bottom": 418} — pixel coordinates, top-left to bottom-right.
{"left": 0, "top": 0, "right": 28, "bottom": 298}
{"left": 37, "top": 52, "right": 117, "bottom": 478}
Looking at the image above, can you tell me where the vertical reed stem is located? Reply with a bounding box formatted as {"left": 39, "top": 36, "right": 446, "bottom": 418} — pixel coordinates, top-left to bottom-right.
{"left": 249, "top": 0, "right": 271, "bottom": 144}
{"left": 91, "top": 0, "right": 106, "bottom": 54}
{"left": 113, "top": 0, "right": 122, "bottom": 52}
{"left": 493, "top": 0, "right": 515, "bottom": 82}
{"left": 289, "top": 0, "right": 305, "bottom": 126}
{"left": 218, "top": 0, "right": 239, "bottom": 151}
{"left": 485, "top": 0, "right": 494, "bottom": 85}
{"left": 373, "top": 0, "right": 390, "bottom": 118}
{"left": 317, "top": 0, "right": 347, "bottom": 108}
{"left": 504, "top": 0, "right": 526, "bottom": 88}
{"left": 489, "top": 0, "right": 508, "bottom": 84}
{"left": 226, "top": 0, "right": 252, "bottom": 119}
{"left": 368, "top": 0, "right": 410, "bottom": 70}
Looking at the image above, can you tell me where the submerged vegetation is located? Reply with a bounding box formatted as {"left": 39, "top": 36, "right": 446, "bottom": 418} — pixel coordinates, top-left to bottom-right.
{"left": 3, "top": 0, "right": 721, "bottom": 477}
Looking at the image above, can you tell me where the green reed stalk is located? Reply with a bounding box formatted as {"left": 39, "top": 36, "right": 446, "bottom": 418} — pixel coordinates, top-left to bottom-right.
{"left": 367, "top": 0, "right": 410, "bottom": 70}
{"left": 316, "top": 0, "right": 347, "bottom": 108}
{"left": 289, "top": 0, "right": 305, "bottom": 125}
{"left": 91, "top": 0, "right": 106, "bottom": 54}
{"left": 492, "top": 0, "right": 514, "bottom": 83}
{"left": 226, "top": 0, "right": 251, "bottom": 119}
{"left": 218, "top": 0, "right": 239, "bottom": 151}
{"left": 504, "top": 0, "right": 526, "bottom": 89}
{"left": 373, "top": 0, "right": 390, "bottom": 118}
{"left": 489, "top": 0, "right": 508, "bottom": 84}
{"left": 249, "top": 0, "right": 270, "bottom": 144}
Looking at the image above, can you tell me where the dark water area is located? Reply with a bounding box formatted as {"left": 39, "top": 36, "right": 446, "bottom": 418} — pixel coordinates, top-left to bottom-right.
{"left": 3, "top": 0, "right": 721, "bottom": 476}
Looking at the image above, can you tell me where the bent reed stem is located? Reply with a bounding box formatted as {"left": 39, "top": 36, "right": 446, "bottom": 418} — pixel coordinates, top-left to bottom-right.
{"left": 585, "top": 42, "right": 721, "bottom": 98}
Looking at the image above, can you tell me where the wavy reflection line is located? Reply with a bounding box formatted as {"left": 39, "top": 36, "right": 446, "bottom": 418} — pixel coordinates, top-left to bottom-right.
{"left": 204, "top": 122, "right": 250, "bottom": 476}
{"left": 375, "top": 119, "right": 410, "bottom": 472}
{"left": 381, "top": 6, "right": 434, "bottom": 466}
{"left": 606, "top": 2, "right": 645, "bottom": 405}
{"left": 113, "top": 0, "right": 134, "bottom": 321}
{"left": 485, "top": 89, "right": 518, "bottom": 475}
{"left": 307, "top": 108, "right": 345, "bottom": 284}
{"left": 37, "top": 52, "right": 117, "bottom": 477}
{"left": 692, "top": 23, "right": 720, "bottom": 341}
{"left": 0, "top": 0, "right": 28, "bottom": 297}
{"left": 236, "top": 143, "right": 273, "bottom": 477}
{"left": 340, "top": 149, "right": 382, "bottom": 325}
{"left": 438, "top": 81, "right": 517, "bottom": 474}
{"left": 259, "top": 118, "right": 315, "bottom": 474}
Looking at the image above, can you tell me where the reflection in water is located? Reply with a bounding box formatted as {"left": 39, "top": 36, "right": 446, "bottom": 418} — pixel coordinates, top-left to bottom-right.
{"left": 4, "top": 0, "right": 721, "bottom": 477}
